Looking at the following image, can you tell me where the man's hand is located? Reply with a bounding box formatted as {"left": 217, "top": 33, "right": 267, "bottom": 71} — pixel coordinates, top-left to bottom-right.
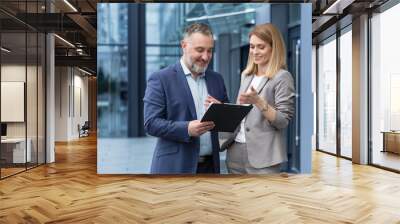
{"left": 204, "top": 95, "right": 221, "bottom": 109}
{"left": 188, "top": 120, "right": 215, "bottom": 137}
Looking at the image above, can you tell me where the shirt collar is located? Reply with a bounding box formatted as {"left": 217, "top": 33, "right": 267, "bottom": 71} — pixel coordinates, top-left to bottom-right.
{"left": 180, "top": 57, "right": 205, "bottom": 78}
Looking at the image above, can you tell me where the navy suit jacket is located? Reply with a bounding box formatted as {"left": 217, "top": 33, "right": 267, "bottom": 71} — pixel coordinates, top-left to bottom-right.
{"left": 143, "top": 61, "right": 229, "bottom": 174}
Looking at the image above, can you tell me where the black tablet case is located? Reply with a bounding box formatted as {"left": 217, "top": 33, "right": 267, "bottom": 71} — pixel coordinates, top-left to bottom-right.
{"left": 201, "top": 103, "right": 253, "bottom": 132}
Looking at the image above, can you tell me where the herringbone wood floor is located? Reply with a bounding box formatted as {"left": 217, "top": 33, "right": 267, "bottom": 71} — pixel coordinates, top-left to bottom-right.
{"left": 1, "top": 135, "right": 400, "bottom": 224}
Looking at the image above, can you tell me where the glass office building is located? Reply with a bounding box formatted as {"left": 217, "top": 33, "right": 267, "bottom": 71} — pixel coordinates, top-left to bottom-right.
{"left": 97, "top": 3, "right": 129, "bottom": 137}
{"left": 98, "top": 3, "right": 306, "bottom": 136}
{"left": 97, "top": 3, "right": 262, "bottom": 138}
{"left": 97, "top": 3, "right": 312, "bottom": 174}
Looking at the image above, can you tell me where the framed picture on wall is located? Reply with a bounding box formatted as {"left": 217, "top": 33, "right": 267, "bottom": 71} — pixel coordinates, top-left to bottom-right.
{"left": 1, "top": 81, "right": 25, "bottom": 122}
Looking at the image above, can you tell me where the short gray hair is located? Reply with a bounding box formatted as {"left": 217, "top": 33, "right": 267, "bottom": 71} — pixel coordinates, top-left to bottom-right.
{"left": 182, "top": 23, "right": 213, "bottom": 40}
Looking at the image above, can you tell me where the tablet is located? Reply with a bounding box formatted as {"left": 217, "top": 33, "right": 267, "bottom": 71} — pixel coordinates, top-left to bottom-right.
{"left": 201, "top": 103, "right": 253, "bottom": 132}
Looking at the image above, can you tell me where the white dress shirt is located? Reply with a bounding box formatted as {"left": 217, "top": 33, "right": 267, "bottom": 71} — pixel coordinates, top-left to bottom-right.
{"left": 180, "top": 58, "right": 212, "bottom": 156}
{"left": 235, "top": 75, "right": 264, "bottom": 143}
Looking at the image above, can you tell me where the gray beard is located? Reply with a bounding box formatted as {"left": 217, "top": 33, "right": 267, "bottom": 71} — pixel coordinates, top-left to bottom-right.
{"left": 190, "top": 63, "right": 207, "bottom": 74}
{"left": 186, "top": 56, "right": 208, "bottom": 74}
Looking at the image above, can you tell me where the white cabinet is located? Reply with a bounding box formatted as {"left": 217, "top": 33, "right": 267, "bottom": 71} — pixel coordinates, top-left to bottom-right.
{"left": 1, "top": 138, "right": 32, "bottom": 163}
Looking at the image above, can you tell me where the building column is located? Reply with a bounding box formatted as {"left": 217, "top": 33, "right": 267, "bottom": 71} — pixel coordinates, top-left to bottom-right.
{"left": 298, "top": 4, "right": 313, "bottom": 173}
{"left": 88, "top": 77, "right": 97, "bottom": 132}
{"left": 128, "top": 4, "right": 146, "bottom": 137}
{"left": 215, "top": 33, "right": 241, "bottom": 102}
{"left": 46, "top": 32, "right": 55, "bottom": 163}
{"left": 352, "top": 14, "right": 369, "bottom": 164}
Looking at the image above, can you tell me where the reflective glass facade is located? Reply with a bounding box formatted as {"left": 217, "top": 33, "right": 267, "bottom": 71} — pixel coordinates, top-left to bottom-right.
{"left": 98, "top": 3, "right": 260, "bottom": 138}
{"left": 317, "top": 36, "right": 337, "bottom": 155}
{"left": 97, "top": 3, "right": 312, "bottom": 174}
{"left": 97, "top": 4, "right": 129, "bottom": 137}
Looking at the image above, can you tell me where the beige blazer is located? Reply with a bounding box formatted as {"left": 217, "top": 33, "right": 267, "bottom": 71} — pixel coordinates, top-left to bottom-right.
{"left": 222, "top": 69, "right": 295, "bottom": 168}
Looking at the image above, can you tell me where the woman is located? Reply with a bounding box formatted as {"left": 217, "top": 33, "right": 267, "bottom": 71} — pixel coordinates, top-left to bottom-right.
{"left": 219, "top": 23, "right": 295, "bottom": 174}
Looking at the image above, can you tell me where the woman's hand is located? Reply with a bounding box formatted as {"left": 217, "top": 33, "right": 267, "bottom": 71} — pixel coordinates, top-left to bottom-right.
{"left": 239, "top": 86, "right": 262, "bottom": 105}
{"left": 204, "top": 95, "right": 221, "bottom": 109}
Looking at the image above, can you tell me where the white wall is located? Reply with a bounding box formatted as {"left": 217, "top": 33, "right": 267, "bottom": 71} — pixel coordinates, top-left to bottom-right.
{"left": 1, "top": 65, "right": 26, "bottom": 81}
{"left": 1, "top": 63, "right": 46, "bottom": 163}
{"left": 312, "top": 45, "right": 316, "bottom": 151}
{"left": 55, "top": 67, "right": 89, "bottom": 141}
{"left": 1, "top": 65, "right": 33, "bottom": 138}
{"left": 55, "top": 67, "right": 69, "bottom": 141}
{"left": 1, "top": 65, "right": 26, "bottom": 127}
{"left": 71, "top": 72, "right": 89, "bottom": 138}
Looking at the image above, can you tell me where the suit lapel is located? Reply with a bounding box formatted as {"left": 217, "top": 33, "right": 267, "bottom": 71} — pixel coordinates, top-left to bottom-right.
{"left": 255, "top": 76, "right": 269, "bottom": 94}
{"left": 204, "top": 71, "right": 215, "bottom": 100}
{"left": 175, "top": 62, "right": 196, "bottom": 119}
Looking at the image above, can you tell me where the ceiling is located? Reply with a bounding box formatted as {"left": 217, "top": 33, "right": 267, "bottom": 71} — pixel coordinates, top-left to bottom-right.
{"left": 311, "top": 0, "right": 390, "bottom": 43}
{"left": 0, "top": 0, "right": 98, "bottom": 74}
{"left": 0, "top": 0, "right": 396, "bottom": 74}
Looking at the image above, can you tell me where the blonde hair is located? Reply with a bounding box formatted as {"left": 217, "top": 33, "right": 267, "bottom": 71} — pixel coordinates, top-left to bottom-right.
{"left": 242, "top": 23, "right": 287, "bottom": 78}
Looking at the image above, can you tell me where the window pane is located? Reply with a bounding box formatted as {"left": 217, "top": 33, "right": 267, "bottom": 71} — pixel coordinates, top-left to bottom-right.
{"left": 38, "top": 32, "right": 46, "bottom": 165}
{"left": 318, "top": 37, "right": 337, "bottom": 154}
{"left": 340, "top": 29, "right": 352, "bottom": 158}
{"left": 371, "top": 4, "right": 400, "bottom": 171}
{"left": 1, "top": 31, "right": 27, "bottom": 177}
{"left": 97, "top": 3, "right": 129, "bottom": 138}
{"left": 27, "top": 31, "right": 38, "bottom": 169}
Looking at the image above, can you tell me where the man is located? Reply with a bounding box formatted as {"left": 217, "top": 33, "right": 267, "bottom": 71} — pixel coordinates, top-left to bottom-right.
{"left": 144, "top": 23, "right": 228, "bottom": 174}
